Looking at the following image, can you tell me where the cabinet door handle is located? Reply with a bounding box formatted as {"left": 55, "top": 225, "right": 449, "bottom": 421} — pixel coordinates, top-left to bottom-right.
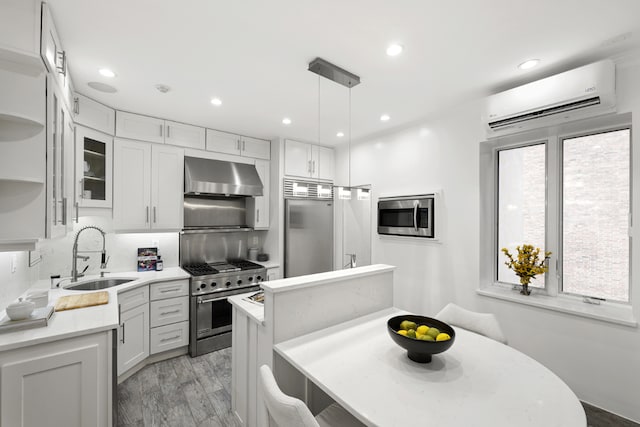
{"left": 167, "top": 125, "right": 171, "bottom": 139}
{"left": 56, "top": 50, "right": 66, "bottom": 76}
{"left": 160, "top": 335, "right": 180, "bottom": 342}
{"left": 75, "top": 201, "right": 79, "bottom": 223}
{"left": 73, "top": 97, "right": 79, "bottom": 115}
{"left": 62, "top": 197, "right": 67, "bottom": 225}
{"left": 237, "top": 140, "right": 241, "bottom": 151}
{"left": 160, "top": 124, "right": 163, "bottom": 137}
{"left": 121, "top": 323, "right": 125, "bottom": 343}
{"left": 160, "top": 309, "right": 180, "bottom": 316}
{"left": 257, "top": 209, "right": 260, "bottom": 223}
{"left": 242, "top": 140, "right": 245, "bottom": 151}
{"left": 80, "top": 178, "right": 85, "bottom": 199}
{"left": 312, "top": 160, "right": 316, "bottom": 174}
{"left": 153, "top": 206, "right": 157, "bottom": 223}
{"left": 146, "top": 206, "right": 149, "bottom": 223}
{"left": 308, "top": 160, "right": 312, "bottom": 174}
{"left": 160, "top": 288, "right": 180, "bottom": 293}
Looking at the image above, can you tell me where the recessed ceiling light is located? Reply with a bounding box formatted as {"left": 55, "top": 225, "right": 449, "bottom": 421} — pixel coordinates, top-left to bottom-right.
{"left": 386, "top": 44, "right": 403, "bottom": 57}
{"left": 155, "top": 84, "right": 171, "bottom": 93}
{"left": 380, "top": 114, "right": 391, "bottom": 122}
{"left": 518, "top": 59, "right": 540, "bottom": 70}
{"left": 98, "top": 68, "right": 116, "bottom": 78}
{"left": 211, "top": 98, "right": 222, "bottom": 106}
{"left": 336, "top": 132, "right": 345, "bottom": 138}
{"left": 282, "top": 117, "right": 292, "bottom": 125}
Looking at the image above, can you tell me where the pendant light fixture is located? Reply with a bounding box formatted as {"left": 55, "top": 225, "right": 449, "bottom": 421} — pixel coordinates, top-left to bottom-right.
{"left": 308, "top": 58, "right": 360, "bottom": 199}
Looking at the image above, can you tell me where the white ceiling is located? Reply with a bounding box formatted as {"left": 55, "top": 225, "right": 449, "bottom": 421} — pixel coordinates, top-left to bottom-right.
{"left": 49, "top": 0, "right": 640, "bottom": 145}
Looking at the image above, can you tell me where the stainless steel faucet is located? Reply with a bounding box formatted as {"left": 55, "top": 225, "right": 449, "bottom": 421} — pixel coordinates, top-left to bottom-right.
{"left": 71, "top": 225, "right": 108, "bottom": 282}
{"left": 344, "top": 253, "right": 357, "bottom": 269}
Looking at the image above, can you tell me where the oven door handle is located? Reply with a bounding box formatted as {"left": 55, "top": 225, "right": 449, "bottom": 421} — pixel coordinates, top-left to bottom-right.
{"left": 413, "top": 200, "right": 419, "bottom": 232}
{"left": 197, "top": 296, "right": 228, "bottom": 304}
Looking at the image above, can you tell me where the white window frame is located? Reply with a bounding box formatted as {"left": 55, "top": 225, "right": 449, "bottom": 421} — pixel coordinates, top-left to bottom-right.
{"left": 479, "top": 113, "right": 637, "bottom": 327}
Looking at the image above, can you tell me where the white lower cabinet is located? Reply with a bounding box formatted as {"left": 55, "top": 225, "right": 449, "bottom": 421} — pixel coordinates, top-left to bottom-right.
{"left": 0, "top": 331, "right": 113, "bottom": 427}
{"left": 150, "top": 321, "right": 189, "bottom": 355}
{"left": 149, "top": 279, "right": 190, "bottom": 355}
{"left": 117, "top": 286, "right": 150, "bottom": 376}
{"left": 266, "top": 267, "right": 281, "bottom": 281}
{"left": 150, "top": 297, "right": 189, "bottom": 328}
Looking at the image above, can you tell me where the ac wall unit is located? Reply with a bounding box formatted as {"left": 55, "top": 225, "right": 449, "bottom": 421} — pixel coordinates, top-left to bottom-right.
{"left": 484, "top": 59, "right": 616, "bottom": 137}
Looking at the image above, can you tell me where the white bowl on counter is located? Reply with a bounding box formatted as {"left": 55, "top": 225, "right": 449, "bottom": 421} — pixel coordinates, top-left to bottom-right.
{"left": 6, "top": 298, "right": 35, "bottom": 321}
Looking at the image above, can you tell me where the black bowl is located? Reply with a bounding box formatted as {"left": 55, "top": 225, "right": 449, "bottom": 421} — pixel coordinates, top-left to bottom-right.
{"left": 387, "top": 315, "right": 456, "bottom": 363}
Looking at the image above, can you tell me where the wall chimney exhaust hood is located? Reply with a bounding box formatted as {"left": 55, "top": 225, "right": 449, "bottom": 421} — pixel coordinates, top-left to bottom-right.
{"left": 184, "top": 157, "right": 263, "bottom": 197}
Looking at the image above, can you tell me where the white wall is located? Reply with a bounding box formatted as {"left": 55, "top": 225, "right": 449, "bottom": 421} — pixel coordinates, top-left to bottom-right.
{"left": 337, "top": 58, "right": 640, "bottom": 423}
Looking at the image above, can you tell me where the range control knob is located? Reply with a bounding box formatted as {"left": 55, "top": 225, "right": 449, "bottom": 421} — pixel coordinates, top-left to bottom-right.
{"left": 237, "top": 280, "right": 243, "bottom": 285}
{"left": 225, "top": 281, "right": 231, "bottom": 287}
{"left": 248, "top": 277, "right": 253, "bottom": 282}
{"left": 210, "top": 281, "right": 217, "bottom": 288}
{"left": 256, "top": 275, "right": 262, "bottom": 281}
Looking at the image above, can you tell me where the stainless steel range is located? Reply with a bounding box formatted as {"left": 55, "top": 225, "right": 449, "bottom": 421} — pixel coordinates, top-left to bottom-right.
{"left": 180, "top": 156, "right": 267, "bottom": 356}
{"left": 183, "top": 259, "right": 265, "bottom": 357}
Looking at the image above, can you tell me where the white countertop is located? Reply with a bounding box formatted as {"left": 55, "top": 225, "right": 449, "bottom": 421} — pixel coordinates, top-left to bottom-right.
{"left": 254, "top": 260, "right": 280, "bottom": 270}
{"left": 0, "top": 267, "right": 189, "bottom": 352}
{"left": 274, "top": 307, "right": 586, "bottom": 427}
{"left": 228, "top": 291, "right": 264, "bottom": 324}
{"left": 261, "top": 264, "right": 394, "bottom": 294}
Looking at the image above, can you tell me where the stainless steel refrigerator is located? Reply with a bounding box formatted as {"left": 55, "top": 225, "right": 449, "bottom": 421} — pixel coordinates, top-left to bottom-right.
{"left": 285, "top": 199, "right": 334, "bottom": 278}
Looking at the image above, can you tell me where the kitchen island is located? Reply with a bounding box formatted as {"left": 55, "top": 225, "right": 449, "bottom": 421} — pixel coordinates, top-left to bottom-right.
{"left": 229, "top": 264, "right": 396, "bottom": 426}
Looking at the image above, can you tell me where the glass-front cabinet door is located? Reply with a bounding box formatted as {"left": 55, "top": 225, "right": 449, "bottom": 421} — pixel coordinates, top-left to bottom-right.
{"left": 75, "top": 125, "right": 112, "bottom": 208}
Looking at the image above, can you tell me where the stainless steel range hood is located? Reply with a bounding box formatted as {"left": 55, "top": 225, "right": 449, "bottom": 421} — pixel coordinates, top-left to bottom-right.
{"left": 184, "top": 157, "right": 263, "bottom": 197}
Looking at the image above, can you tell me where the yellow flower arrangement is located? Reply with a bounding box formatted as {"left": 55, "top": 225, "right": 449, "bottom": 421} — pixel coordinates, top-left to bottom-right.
{"left": 501, "top": 244, "right": 551, "bottom": 295}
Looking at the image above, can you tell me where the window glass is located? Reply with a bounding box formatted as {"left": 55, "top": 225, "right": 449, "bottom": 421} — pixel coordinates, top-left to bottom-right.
{"left": 562, "top": 129, "right": 630, "bottom": 301}
{"left": 497, "top": 143, "right": 547, "bottom": 287}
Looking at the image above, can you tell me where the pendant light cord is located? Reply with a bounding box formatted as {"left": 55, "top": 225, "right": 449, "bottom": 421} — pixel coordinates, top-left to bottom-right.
{"left": 348, "top": 87, "right": 352, "bottom": 189}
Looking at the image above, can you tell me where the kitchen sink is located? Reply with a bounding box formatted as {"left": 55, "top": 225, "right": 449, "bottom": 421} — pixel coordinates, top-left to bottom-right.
{"left": 65, "top": 278, "right": 136, "bottom": 291}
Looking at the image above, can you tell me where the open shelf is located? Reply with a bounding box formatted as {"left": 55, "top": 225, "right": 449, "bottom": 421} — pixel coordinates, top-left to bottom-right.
{"left": 0, "top": 113, "right": 45, "bottom": 142}
{"left": 0, "top": 48, "right": 44, "bottom": 77}
{"left": 0, "top": 176, "right": 45, "bottom": 185}
{"left": 84, "top": 149, "right": 106, "bottom": 158}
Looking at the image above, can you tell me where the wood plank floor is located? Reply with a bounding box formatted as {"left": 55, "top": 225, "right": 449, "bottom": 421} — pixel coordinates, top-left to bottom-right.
{"left": 117, "top": 348, "right": 240, "bottom": 427}
{"left": 117, "top": 348, "right": 639, "bottom": 427}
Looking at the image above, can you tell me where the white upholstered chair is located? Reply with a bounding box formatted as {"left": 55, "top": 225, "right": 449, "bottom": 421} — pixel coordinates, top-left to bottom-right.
{"left": 435, "top": 303, "right": 508, "bottom": 344}
{"left": 258, "top": 365, "right": 365, "bottom": 427}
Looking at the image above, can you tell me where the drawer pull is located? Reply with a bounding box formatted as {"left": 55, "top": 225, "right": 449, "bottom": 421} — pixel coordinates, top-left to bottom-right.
{"left": 160, "top": 335, "right": 181, "bottom": 342}
{"left": 161, "top": 309, "right": 180, "bottom": 316}
{"left": 160, "top": 288, "right": 180, "bottom": 293}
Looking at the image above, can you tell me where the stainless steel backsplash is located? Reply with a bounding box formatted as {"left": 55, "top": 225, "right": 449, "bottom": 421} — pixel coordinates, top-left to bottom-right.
{"left": 179, "top": 231, "right": 250, "bottom": 264}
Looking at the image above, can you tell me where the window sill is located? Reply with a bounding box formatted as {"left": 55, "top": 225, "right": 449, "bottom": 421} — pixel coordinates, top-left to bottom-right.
{"left": 477, "top": 286, "right": 637, "bottom": 328}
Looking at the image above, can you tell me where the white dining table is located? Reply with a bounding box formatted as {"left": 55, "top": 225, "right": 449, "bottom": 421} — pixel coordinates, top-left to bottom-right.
{"left": 274, "top": 307, "right": 586, "bottom": 427}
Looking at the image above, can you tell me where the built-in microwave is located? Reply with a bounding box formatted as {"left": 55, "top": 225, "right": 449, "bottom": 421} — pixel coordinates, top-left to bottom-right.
{"left": 377, "top": 195, "right": 435, "bottom": 238}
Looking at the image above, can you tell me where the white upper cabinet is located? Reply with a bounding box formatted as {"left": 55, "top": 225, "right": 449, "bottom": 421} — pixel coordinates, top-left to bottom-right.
{"left": 115, "top": 111, "right": 164, "bottom": 144}
{"left": 0, "top": 0, "right": 43, "bottom": 74}
{"left": 247, "top": 159, "right": 270, "bottom": 229}
{"left": 113, "top": 139, "right": 151, "bottom": 231}
{"left": 150, "top": 144, "right": 184, "bottom": 230}
{"left": 240, "top": 136, "right": 270, "bottom": 160}
{"left": 113, "top": 138, "right": 183, "bottom": 232}
{"left": 46, "top": 75, "right": 74, "bottom": 239}
{"left": 206, "top": 129, "right": 241, "bottom": 156}
{"left": 116, "top": 111, "right": 206, "bottom": 149}
{"left": 73, "top": 94, "right": 115, "bottom": 135}
{"left": 75, "top": 125, "right": 113, "bottom": 209}
{"left": 41, "top": 3, "right": 72, "bottom": 108}
{"left": 206, "top": 129, "right": 270, "bottom": 160}
{"left": 164, "top": 120, "right": 206, "bottom": 150}
{"left": 284, "top": 139, "right": 334, "bottom": 181}
{"left": 314, "top": 145, "right": 335, "bottom": 181}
